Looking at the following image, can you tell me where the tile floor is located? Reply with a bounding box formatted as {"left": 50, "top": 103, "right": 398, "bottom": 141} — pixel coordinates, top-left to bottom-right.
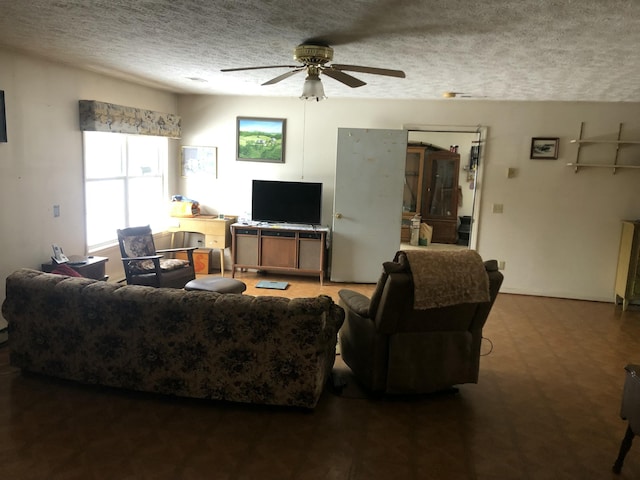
{"left": 1, "top": 271, "right": 640, "bottom": 479}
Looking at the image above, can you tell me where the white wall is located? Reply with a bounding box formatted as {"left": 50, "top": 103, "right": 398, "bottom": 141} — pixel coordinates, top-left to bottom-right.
{"left": 178, "top": 95, "right": 640, "bottom": 302}
{"left": 0, "top": 48, "right": 179, "bottom": 319}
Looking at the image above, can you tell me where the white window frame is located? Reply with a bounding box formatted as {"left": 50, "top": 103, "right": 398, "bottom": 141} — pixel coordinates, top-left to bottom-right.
{"left": 83, "top": 131, "right": 169, "bottom": 252}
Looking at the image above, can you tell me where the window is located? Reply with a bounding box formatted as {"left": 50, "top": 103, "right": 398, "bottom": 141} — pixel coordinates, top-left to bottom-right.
{"left": 83, "top": 131, "right": 168, "bottom": 250}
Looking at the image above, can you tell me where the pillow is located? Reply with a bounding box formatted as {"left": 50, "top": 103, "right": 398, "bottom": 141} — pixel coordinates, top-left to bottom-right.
{"left": 51, "top": 264, "right": 83, "bottom": 277}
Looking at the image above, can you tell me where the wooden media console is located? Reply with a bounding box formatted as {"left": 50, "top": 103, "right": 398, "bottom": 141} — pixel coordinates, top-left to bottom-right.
{"left": 231, "top": 223, "right": 329, "bottom": 285}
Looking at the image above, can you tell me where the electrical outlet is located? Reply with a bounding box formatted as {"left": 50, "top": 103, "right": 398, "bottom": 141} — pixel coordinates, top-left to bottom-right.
{"left": 53, "top": 205, "right": 60, "bottom": 217}
{"left": 498, "top": 260, "right": 506, "bottom": 270}
{"left": 492, "top": 203, "right": 504, "bottom": 214}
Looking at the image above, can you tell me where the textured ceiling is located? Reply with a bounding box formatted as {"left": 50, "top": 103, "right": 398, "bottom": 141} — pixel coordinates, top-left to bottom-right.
{"left": 1, "top": 0, "right": 639, "bottom": 102}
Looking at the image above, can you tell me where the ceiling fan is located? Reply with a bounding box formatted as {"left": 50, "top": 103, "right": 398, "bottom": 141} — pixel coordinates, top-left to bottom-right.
{"left": 221, "top": 44, "right": 406, "bottom": 101}
{"left": 442, "top": 91, "right": 487, "bottom": 99}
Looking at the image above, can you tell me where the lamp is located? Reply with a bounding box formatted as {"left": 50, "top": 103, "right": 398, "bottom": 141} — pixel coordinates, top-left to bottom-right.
{"left": 300, "top": 69, "right": 326, "bottom": 102}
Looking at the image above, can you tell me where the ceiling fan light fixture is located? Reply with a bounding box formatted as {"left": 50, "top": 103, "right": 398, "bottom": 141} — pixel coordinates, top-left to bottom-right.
{"left": 300, "top": 73, "right": 326, "bottom": 102}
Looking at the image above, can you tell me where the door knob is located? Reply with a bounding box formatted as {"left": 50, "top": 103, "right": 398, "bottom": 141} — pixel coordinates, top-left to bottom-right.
{"left": 335, "top": 213, "right": 343, "bottom": 219}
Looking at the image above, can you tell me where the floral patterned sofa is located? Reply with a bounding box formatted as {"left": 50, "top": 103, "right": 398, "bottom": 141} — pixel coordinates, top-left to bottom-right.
{"left": 2, "top": 268, "right": 344, "bottom": 409}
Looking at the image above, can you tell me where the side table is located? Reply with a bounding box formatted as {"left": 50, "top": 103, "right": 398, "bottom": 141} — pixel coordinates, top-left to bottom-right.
{"left": 42, "top": 255, "right": 109, "bottom": 281}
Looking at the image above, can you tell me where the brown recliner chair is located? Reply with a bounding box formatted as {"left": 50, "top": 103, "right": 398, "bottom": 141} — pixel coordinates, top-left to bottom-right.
{"left": 338, "top": 249, "right": 503, "bottom": 394}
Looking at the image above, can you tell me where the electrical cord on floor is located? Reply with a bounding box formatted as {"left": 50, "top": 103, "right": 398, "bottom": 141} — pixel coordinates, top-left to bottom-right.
{"left": 480, "top": 336, "right": 494, "bottom": 356}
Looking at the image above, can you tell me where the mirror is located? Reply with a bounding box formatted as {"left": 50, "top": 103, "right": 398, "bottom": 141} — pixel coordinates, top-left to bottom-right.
{"left": 403, "top": 126, "right": 484, "bottom": 250}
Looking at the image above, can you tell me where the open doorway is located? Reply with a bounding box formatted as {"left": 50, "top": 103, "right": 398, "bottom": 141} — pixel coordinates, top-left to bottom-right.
{"left": 402, "top": 125, "right": 485, "bottom": 250}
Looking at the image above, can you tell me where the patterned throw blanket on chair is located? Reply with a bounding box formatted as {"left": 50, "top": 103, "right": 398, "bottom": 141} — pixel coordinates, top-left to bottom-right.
{"left": 398, "top": 249, "right": 490, "bottom": 309}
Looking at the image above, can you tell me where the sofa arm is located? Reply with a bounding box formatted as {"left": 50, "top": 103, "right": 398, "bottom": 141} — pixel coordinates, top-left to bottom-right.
{"left": 338, "top": 289, "right": 371, "bottom": 318}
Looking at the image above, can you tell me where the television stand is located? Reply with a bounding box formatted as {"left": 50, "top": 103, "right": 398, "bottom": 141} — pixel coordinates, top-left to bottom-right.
{"left": 231, "top": 223, "right": 329, "bottom": 285}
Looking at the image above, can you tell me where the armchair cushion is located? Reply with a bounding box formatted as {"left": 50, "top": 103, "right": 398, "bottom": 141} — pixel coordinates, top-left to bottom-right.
{"left": 130, "top": 257, "right": 190, "bottom": 274}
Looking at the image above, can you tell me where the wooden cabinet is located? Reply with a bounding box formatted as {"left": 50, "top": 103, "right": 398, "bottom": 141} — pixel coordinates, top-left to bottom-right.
{"left": 401, "top": 146, "right": 460, "bottom": 244}
{"left": 422, "top": 151, "right": 460, "bottom": 244}
{"left": 615, "top": 221, "right": 640, "bottom": 311}
{"left": 168, "top": 215, "right": 236, "bottom": 275}
{"left": 401, "top": 147, "right": 426, "bottom": 241}
{"left": 231, "top": 224, "right": 329, "bottom": 284}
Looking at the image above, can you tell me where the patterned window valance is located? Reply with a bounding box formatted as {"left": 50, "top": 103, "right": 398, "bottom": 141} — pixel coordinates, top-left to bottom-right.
{"left": 79, "top": 100, "right": 181, "bottom": 138}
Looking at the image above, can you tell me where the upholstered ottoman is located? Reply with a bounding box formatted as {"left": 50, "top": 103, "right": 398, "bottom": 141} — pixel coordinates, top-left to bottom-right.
{"left": 184, "top": 277, "right": 247, "bottom": 294}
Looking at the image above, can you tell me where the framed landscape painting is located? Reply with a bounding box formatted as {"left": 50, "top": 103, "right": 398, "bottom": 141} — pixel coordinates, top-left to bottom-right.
{"left": 237, "top": 117, "right": 286, "bottom": 163}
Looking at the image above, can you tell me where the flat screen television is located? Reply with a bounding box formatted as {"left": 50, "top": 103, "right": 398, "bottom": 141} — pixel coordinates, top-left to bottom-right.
{"left": 252, "top": 180, "right": 322, "bottom": 225}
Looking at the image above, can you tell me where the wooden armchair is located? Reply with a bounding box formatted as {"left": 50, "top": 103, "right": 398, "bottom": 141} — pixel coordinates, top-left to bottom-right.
{"left": 117, "top": 225, "right": 196, "bottom": 288}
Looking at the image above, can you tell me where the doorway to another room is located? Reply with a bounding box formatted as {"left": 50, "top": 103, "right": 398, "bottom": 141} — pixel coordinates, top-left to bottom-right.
{"left": 402, "top": 126, "right": 484, "bottom": 252}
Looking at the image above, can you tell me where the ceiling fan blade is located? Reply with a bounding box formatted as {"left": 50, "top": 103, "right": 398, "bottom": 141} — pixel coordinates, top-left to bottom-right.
{"left": 221, "top": 65, "right": 298, "bottom": 72}
{"left": 322, "top": 68, "right": 366, "bottom": 88}
{"left": 331, "top": 64, "right": 406, "bottom": 78}
{"left": 262, "top": 69, "right": 304, "bottom": 86}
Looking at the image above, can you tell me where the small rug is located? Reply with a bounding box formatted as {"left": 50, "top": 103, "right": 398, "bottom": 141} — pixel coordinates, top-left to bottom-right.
{"left": 255, "top": 280, "right": 289, "bottom": 290}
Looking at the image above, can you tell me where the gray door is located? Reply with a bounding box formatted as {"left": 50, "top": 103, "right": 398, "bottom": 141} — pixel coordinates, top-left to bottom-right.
{"left": 330, "top": 128, "right": 407, "bottom": 282}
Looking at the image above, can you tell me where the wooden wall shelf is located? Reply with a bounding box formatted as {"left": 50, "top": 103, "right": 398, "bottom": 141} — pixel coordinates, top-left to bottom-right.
{"left": 569, "top": 122, "right": 640, "bottom": 173}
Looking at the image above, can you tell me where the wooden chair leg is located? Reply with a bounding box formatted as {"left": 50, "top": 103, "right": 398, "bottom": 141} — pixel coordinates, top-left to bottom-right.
{"left": 613, "top": 424, "right": 635, "bottom": 474}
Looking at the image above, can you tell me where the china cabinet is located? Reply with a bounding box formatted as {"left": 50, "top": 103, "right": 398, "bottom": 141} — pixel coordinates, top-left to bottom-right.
{"left": 401, "top": 146, "right": 460, "bottom": 244}
{"left": 421, "top": 150, "right": 460, "bottom": 244}
{"left": 401, "top": 146, "right": 426, "bottom": 241}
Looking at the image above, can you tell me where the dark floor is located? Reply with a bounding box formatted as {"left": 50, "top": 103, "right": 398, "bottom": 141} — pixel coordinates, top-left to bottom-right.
{"left": 1, "top": 272, "right": 640, "bottom": 479}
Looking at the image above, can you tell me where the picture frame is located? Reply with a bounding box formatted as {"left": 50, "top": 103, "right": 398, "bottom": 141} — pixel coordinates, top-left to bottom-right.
{"left": 236, "top": 117, "right": 286, "bottom": 163}
{"left": 530, "top": 137, "right": 559, "bottom": 159}
{"left": 0, "top": 90, "right": 7, "bottom": 143}
{"left": 181, "top": 146, "right": 217, "bottom": 177}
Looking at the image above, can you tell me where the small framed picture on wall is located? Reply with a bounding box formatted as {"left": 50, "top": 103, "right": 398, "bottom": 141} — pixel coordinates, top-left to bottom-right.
{"left": 530, "top": 137, "right": 559, "bottom": 159}
{"left": 181, "top": 146, "right": 217, "bottom": 177}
